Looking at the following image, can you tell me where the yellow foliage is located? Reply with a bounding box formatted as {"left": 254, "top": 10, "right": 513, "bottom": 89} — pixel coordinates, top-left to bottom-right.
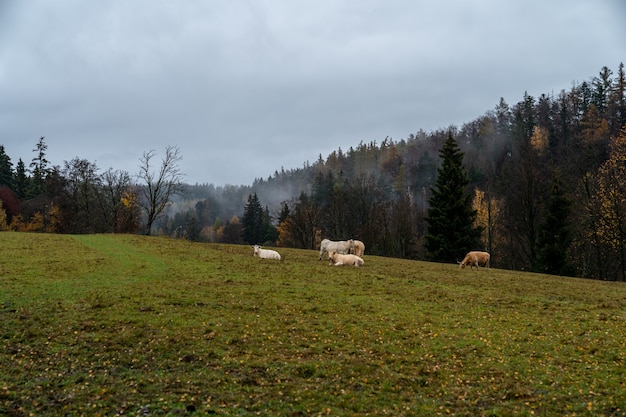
{"left": 596, "top": 126, "right": 626, "bottom": 250}
{"left": 472, "top": 188, "right": 503, "bottom": 250}
{"left": 580, "top": 104, "right": 610, "bottom": 145}
{"left": 7, "top": 212, "right": 49, "bottom": 233}
{"left": 276, "top": 222, "right": 290, "bottom": 248}
{"left": 200, "top": 226, "right": 217, "bottom": 242}
{"left": 46, "top": 203, "right": 62, "bottom": 233}
{"left": 24, "top": 212, "right": 45, "bottom": 232}
{"left": 530, "top": 126, "right": 548, "bottom": 155}
{"left": 0, "top": 200, "right": 7, "bottom": 231}
{"left": 215, "top": 225, "right": 225, "bottom": 242}
{"left": 276, "top": 220, "right": 295, "bottom": 248}
{"left": 9, "top": 214, "right": 24, "bottom": 231}
{"left": 121, "top": 189, "right": 138, "bottom": 208}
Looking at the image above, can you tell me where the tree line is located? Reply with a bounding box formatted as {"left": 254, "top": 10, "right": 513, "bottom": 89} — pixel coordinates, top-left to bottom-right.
{"left": 2, "top": 63, "right": 625, "bottom": 280}
{"left": 244, "top": 63, "right": 626, "bottom": 280}
{"left": 0, "top": 140, "right": 184, "bottom": 235}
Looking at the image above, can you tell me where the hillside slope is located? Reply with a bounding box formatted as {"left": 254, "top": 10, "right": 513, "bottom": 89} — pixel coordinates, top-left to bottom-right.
{"left": 1, "top": 232, "right": 625, "bottom": 416}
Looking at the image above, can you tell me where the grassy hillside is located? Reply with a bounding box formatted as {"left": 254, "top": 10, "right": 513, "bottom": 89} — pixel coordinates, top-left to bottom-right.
{"left": 1, "top": 233, "right": 625, "bottom": 416}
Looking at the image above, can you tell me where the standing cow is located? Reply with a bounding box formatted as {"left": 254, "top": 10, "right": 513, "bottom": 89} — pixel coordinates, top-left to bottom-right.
{"left": 460, "top": 251, "right": 490, "bottom": 270}
{"left": 349, "top": 240, "right": 365, "bottom": 257}
{"left": 319, "top": 239, "right": 353, "bottom": 260}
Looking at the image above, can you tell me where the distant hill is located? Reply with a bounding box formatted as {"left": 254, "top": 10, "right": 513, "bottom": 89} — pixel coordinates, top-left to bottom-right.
{"left": 155, "top": 63, "right": 626, "bottom": 279}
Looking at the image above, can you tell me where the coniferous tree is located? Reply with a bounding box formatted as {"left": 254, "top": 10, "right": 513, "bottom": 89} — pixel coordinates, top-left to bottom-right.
{"left": 0, "top": 145, "right": 14, "bottom": 189}
{"left": 608, "top": 62, "right": 625, "bottom": 135}
{"left": 186, "top": 215, "right": 200, "bottom": 241}
{"left": 592, "top": 66, "right": 612, "bottom": 118}
{"left": 242, "top": 193, "right": 264, "bottom": 244}
{"left": 534, "top": 175, "right": 575, "bottom": 276}
{"left": 28, "top": 136, "right": 49, "bottom": 198}
{"left": 278, "top": 202, "right": 290, "bottom": 224}
{"left": 15, "top": 159, "right": 29, "bottom": 199}
{"left": 311, "top": 170, "right": 331, "bottom": 206}
{"left": 424, "top": 133, "right": 482, "bottom": 263}
{"left": 262, "top": 205, "right": 278, "bottom": 244}
{"left": 497, "top": 94, "right": 548, "bottom": 270}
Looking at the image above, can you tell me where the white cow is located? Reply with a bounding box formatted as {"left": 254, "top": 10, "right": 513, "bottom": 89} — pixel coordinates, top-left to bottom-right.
{"left": 319, "top": 239, "right": 353, "bottom": 260}
{"left": 349, "top": 240, "right": 365, "bottom": 257}
{"left": 253, "top": 245, "right": 282, "bottom": 261}
{"left": 328, "top": 251, "right": 364, "bottom": 267}
{"left": 460, "top": 251, "right": 490, "bottom": 270}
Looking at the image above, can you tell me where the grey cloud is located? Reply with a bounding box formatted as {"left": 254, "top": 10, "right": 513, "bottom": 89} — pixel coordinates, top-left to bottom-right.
{"left": 1, "top": 0, "right": 624, "bottom": 185}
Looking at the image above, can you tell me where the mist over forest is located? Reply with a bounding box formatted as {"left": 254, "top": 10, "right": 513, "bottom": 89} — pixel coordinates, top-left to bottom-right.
{"left": 156, "top": 63, "right": 626, "bottom": 280}
{"left": 1, "top": 63, "right": 625, "bottom": 280}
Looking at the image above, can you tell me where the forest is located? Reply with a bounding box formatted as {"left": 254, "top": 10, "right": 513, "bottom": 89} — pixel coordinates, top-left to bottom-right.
{"left": 1, "top": 63, "right": 625, "bottom": 280}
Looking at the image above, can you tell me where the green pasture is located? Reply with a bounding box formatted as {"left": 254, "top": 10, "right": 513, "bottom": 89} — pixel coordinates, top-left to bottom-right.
{"left": 1, "top": 232, "right": 625, "bottom": 416}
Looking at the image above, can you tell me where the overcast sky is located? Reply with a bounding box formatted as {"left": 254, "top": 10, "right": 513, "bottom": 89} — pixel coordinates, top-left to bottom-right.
{"left": 1, "top": 1, "right": 624, "bottom": 186}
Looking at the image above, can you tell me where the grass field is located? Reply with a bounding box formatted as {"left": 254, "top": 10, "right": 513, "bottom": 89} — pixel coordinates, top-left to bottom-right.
{"left": 1, "top": 232, "right": 625, "bottom": 416}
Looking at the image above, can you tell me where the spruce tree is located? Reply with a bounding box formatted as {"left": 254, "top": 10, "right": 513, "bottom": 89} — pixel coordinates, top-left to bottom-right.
{"left": 242, "top": 193, "right": 263, "bottom": 244}
{"left": 0, "top": 145, "right": 14, "bottom": 189}
{"left": 262, "top": 206, "right": 278, "bottom": 244}
{"left": 278, "top": 202, "right": 290, "bottom": 224}
{"left": 534, "top": 175, "right": 574, "bottom": 276}
{"left": 424, "top": 133, "right": 482, "bottom": 263}
{"left": 28, "top": 136, "right": 49, "bottom": 198}
{"left": 15, "top": 159, "right": 29, "bottom": 200}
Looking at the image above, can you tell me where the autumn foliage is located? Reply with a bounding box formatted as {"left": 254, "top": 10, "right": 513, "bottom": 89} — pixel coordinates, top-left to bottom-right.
{"left": 1, "top": 64, "right": 626, "bottom": 279}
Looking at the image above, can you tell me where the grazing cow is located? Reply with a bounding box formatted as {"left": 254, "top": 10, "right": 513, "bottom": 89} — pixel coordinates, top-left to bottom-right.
{"left": 349, "top": 240, "right": 365, "bottom": 257}
{"left": 253, "top": 245, "right": 282, "bottom": 261}
{"left": 328, "top": 251, "right": 364, "bottom": 267}
{"left": 319, "top": 239, "right": 353, "bottom": 260}
{"left": 460, "top": 251, "right": 490, "bottom": 270}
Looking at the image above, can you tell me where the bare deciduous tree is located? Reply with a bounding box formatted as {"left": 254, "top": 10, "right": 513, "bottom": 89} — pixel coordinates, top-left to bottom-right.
{"left": 138, "top": 145, "right": 185, "bottom": 235}
{"left": 99, "top": 168, "right": 139, "bottom": 233}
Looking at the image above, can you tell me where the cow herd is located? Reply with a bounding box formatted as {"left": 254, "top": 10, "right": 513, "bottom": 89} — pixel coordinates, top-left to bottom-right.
{"left": 318, "top": 239, "right": 365, "bottom": 260}
{"left": 253, "top": 240, "right": 490, "bottom": 270}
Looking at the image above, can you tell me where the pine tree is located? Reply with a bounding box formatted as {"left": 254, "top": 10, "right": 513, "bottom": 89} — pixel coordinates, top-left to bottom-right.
{"left": 262, "top": 205, "right": 278, "bottom": 244}
{"left": 609, "top": 62, "right": 625, "bottom": 135}
{"left": 242, "top": 193, "right": 264, "bottom": 244}
{"left": 534, "top": 175, "right": 575, "bottom": 276}
{"left": 311, "top": 171, "right": 334, "bottom": 207}
{"left": 424, "top": 133, "right": 482, "bottom": 263}
{"left": 14, "top": 159, "right": 29, "bottom": 199}
{"left": 278, "top": 202, "right": 290, "bottom": 224}
{"left": 0, "top": 145, "right": 14, "bottom": 189}
{"left": 28, "top": 136, "right": 49, "bottom": 198}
